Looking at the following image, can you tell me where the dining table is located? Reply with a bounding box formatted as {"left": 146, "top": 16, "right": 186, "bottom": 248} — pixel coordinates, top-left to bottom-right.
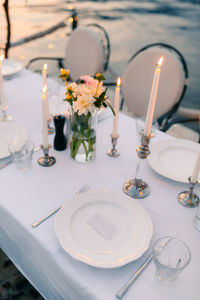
{"left": 0, "top": 68, "right": 200, "bottom": 300}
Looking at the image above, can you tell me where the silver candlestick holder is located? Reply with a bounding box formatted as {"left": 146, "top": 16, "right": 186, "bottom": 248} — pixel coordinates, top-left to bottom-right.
{"left": 177, "top": 177, "right": 199, "bottom": 207}
{"left": 107, "top": 134, "right": 120, "bottom": 157}
{"left": 123, "top": 135, "right": 151, "bottom": 198}
{"left": 38, "top": 145, "right": 56, "bottom": 167}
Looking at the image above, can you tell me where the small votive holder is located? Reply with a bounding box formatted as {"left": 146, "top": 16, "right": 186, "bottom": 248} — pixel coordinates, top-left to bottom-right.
{"left": 177, "top": 177, "right": 199, "bottom": 207}
{"left": 38, "top": 145, "right": 56, "bottom": 167}
{"left": 153, "top": 237, "right": 191, "bottom": 282}
{"left": 107, "top": 134, "right": 120, "bottom": 157}
{"left": 8, "top": 139, "right": 34, "bottom": 171}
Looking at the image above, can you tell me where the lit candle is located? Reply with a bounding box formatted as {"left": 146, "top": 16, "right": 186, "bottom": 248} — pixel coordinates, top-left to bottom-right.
{"left": 191, "top": 152, "right": 200, "bottom": 183}
{"left": 42, "top": 63, "right": 47, "bottom": 86}
{"left": 42, "top": 63, "right": 50, "bottom": 120}
{"left": 42, "top": 85, "right": 49, "bottom": 149}
{"left": 144, "top": 56, "right": 164, "bottom": 137}
{"left": 0, "top": 54, "right": 6, "bottom": 111}
{"left": 112, "top": 77, "right": 121, "bottom": 138}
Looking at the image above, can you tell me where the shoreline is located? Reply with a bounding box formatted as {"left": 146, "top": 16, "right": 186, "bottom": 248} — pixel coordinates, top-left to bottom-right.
{"left": 0, "top": 0, "right": 200, "bottom": 111}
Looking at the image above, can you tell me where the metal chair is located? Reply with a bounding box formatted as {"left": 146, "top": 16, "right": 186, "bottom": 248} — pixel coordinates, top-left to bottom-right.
{"left": 121, "top": 43, "right": 190, "bottom": 132}
{"left": 26, "top": 24, "right": 110, "bottom": 81}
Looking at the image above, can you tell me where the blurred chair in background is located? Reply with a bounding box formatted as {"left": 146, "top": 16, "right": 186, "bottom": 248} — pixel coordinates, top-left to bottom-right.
{"left": 64, "top": 24, "right": 110, "bottom": 81}
{"left": 120, "top": 43, "right": 199, "bottom": 141}
{"left": 26, "top": 24, "right": 111, "bottom": 81}
{"left": 121, "top": 43, "right": 188, "bottom": 130}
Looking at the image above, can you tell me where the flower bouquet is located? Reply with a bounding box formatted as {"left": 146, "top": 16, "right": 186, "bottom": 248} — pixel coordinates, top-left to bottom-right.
{"left": 59, "top": 69, "right": 114, "bottom": 163}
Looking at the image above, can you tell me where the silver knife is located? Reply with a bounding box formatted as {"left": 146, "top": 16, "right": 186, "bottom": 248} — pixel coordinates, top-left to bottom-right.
{"left": 0, "top": 159, "right": 13, "bottom": 169}
{"left": 116, "top": 238, "right": 172, "bottom": 299}
{"left": 116, "top": 253, "right": 153, "bottom": 299}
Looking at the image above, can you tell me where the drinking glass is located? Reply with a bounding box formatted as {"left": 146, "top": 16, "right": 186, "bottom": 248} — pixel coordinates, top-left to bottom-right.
{"left": 153, "top": 237, "right": 191, "bottom": 282}
{"left": 8, "top": 139, "right": 34, "bottom": 171}
{"left": 136, "top": 116, "right": 159, "bottom": 139}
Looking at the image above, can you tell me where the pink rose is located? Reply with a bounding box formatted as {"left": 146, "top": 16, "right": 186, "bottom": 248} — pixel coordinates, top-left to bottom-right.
{"left": 80, "top": 75, "right": 96, "bottom": 86}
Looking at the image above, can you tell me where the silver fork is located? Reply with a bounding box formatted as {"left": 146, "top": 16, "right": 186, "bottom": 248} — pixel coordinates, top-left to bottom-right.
{"left": 31, "top": 184, "right": 90, "bottom": 228}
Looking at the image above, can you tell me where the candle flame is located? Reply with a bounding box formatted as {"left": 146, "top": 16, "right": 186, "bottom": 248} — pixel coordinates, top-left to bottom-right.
{"left": 117, "top": 77, "right": 121, "bottom": 87}
{"left": 157, "top": 56, "right": 164, "bottom": 68}
{"left": 0, "top": 54, "right": 4, "bottom": 62}
{"left": 43, "top": 63, "right": 47, "bottom": 70}
{"left": 42, "top": 85, "right": 47, "bottom": 95}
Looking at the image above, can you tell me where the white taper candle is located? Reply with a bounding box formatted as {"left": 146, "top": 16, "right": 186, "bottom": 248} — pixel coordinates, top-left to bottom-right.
{"left": 42, "top": 63, "right": 47, "bottom": 86}
{"left": 0, "top": 55, "right": 6, "bottom": 111}
{"left": 191, "top": 152, "right": 200, "bottom": 183}
{"left": 42, "top": 85, "right": 49, "bottom": 149}
{"left": 112, "top": 77, "right": 121, "bottom": 138}
{"left": 144, "top": 56, "right": 163, "bottom": 137}
{"left": 42, "top": 63, "right": 50, "bottom": 120}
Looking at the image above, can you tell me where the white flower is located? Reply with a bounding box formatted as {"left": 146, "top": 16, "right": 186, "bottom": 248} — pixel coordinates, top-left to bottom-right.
{"left": 73, "top": 93, "right": 95, "bottom": 116}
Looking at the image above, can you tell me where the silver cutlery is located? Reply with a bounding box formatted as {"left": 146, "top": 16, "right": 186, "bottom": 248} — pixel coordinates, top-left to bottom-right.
{"left": 116, "top": 253, "right": 153, "bottom": 299}
{"left": 0, "top": 159, "right": 13, "bottom": 169}
{"left": 31, "top": 184, "right": 90, "bottom": 228}
{"left": 116, "top": 238, "right": 172, "bottom": 299}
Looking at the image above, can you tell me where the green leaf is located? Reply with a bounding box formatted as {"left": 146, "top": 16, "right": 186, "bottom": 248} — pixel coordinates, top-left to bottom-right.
{"left": 107, "top": 101, "right": 115, "bottom": 116}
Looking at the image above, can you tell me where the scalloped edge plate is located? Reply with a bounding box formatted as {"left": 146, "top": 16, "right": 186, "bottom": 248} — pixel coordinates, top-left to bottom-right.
{"left": 54, "top": 190, "right": 153, "bottom": 268}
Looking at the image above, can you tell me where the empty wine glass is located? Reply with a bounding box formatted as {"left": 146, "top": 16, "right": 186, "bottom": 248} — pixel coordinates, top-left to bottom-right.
{"left": 136, "top": 116, "right": 159, "bottom": 139}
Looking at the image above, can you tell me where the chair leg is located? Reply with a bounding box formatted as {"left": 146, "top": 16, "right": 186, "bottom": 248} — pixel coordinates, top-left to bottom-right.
{"left": 120, "top": 98, "right": 124, "bottom": 111}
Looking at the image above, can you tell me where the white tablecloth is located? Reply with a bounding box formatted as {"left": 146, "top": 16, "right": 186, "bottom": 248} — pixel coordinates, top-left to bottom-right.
{"left": 0, "top": 70, "right": 200, "bottom": 300}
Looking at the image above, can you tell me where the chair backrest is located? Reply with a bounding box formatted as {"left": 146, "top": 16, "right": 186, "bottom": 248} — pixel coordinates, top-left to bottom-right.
{"left": 121, "top": 43, "right": 188, "bottom": 124}
{"left": 64, "top": 25, "right": 110, "bottom": 81}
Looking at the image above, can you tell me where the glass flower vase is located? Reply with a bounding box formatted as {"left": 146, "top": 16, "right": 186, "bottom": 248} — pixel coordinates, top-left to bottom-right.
{"left": 70, "top": 109, "right": 97, "bottom": 163}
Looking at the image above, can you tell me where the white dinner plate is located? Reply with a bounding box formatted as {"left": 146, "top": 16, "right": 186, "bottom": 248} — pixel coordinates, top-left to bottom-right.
{"left": 2, "top": 59, "right": 23, "bottom": 78}
{"left": 54, "top": 190, "right": 153, "bottom": 268}
{"left": 0, "top": 122, "right": 28, "bottom": 159}
{"left": 148, "top": 139, "right": 200, "bottom": 183}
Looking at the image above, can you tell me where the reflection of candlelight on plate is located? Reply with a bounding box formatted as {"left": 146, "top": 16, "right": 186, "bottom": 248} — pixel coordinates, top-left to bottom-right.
{"left": 144, "top": 56, "right": 164, "bottom": 137}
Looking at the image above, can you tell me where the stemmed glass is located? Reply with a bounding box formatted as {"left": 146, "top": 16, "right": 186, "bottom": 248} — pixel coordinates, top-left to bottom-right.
{"left": 47, "top": 82, "right": 66, "bottom": 133}
{"left": 136, "top": 116, "right": 158, "bottom": 140}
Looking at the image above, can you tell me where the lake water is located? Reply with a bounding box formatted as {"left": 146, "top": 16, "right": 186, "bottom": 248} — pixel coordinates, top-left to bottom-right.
{"left": 0, "top": 0, "right": 200, "bottom": 109}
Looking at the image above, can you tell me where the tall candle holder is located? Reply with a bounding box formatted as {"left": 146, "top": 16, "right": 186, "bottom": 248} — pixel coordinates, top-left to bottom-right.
{"left": 123, "top": 135, "right": 151, "bottom": 198}
{"left": 38, "top": 145, "right": 56, "bottom": 167}
{"left": 177, "top": 177, "right": 199, "bottom": 207}
{"left": 107, "top": 134, "right": 120, "bottom": 157}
